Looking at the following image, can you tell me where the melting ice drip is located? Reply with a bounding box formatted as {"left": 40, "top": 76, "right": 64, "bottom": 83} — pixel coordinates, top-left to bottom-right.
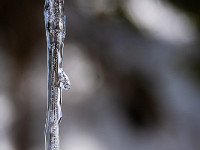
{"left": 44, "top": 0, "right": 70, "bottom": 150}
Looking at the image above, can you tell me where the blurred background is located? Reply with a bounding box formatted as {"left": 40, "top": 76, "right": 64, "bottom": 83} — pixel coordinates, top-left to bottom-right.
{"left": 0, "top": 0, "right": 200, "bottom": 150}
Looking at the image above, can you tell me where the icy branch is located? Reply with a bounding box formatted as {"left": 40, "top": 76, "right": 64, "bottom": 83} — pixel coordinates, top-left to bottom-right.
{"left": 44, "top": 0, "right": 70, "bottom": 150}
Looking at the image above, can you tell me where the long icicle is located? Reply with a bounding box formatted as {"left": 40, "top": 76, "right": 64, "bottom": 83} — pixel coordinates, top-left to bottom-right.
{"left": 44, "top": 0, "right": 70, "bottom": 150}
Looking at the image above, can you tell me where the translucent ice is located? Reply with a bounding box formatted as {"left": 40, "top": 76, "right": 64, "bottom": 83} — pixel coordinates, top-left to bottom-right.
{"left": 58, "top": 69, "right": 71, "bottom": 90}
{"left": 44, "top": 0, "right": 70, "bottom": 150}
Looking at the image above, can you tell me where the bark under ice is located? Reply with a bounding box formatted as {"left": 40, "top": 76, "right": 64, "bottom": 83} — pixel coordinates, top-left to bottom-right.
{"left": 44, "top": 0, "right": 70, "bottom": 150}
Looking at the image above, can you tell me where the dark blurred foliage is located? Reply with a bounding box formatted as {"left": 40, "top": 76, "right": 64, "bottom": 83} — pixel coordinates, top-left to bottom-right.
{"left": 167, "top": 0, "right": 200, "bottom": 14}
{"left": 166, "top": 0, "right": 200, "bottom": 29}
{"left": 0, "top": 1, "right": 43, "bottom": 150}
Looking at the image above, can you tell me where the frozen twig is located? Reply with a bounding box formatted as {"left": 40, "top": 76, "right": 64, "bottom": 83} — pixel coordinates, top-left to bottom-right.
{"left": 44, "top": 0, "right": 70, "bottom": 150}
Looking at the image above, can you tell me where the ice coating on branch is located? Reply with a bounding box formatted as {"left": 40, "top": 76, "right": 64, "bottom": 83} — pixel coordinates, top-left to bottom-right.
{"left": 44, "top": 0, "right": 70, "bottom": 150}
{"left": 58, "top": 69, "right": 71, "bottom": 90}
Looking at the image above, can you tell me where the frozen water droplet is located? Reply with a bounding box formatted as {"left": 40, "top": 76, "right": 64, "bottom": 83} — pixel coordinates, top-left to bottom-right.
{"left": 58, "top": 70, "right": 71, "bottom": 90}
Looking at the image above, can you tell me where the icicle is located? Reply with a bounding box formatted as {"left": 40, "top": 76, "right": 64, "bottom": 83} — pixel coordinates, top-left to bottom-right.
{"left": 44, "top": 0, "right": 70, "bottom": 150}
